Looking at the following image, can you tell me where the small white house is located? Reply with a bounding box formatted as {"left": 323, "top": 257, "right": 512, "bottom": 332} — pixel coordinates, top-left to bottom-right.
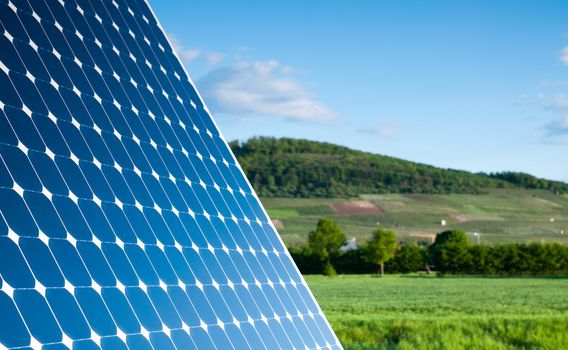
{"left": 340, "top": 237, "right": 358, "bottom": 253}
{"left": 440, "top": 220, "right": 447, "bottom": 227}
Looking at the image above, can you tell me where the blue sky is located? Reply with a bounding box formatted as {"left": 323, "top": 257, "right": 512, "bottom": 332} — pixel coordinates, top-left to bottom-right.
{"left": 152, "top": 0, "right": 568, "bottom": 182}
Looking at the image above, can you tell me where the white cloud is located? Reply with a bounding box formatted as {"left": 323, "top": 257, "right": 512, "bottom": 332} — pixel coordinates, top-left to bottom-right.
{"left": 562, "top": 46, "right": 568, "bottom": 65}
{"left": 197, "top": 59, "right": 336, "bottom": 122}
{"left": 206, "top": 52, "right": 225, "bottom": 65}
{"left": 539, "top": 93, "right": 568, "bottom": 135}
{"left": 166, "top": 34, "right": 226, "bottom": 67}
{"left": 358, "top": 122, "right": 401, "bottom": 138}
{"left": 540, "top": 80, "right": 568, "bottom": 87}
{"left": 545, "top": 114, "right": 568, "bottom": 136}
{"left": 167, "top": 34, "right": 200, "bottom": 63}
{"left": 559, "top": 115, "right": 568, "bottom": 128}
{"left": 541, "top": 93, "right": 568, "bottom": 112}
{"left": 532, "top": 47, "right": 568, "bottom": 137}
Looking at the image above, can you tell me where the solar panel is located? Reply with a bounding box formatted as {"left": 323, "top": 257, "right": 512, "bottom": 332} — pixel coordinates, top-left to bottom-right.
{"left": 0, "top": 0, "right": 341, "bottom": 349}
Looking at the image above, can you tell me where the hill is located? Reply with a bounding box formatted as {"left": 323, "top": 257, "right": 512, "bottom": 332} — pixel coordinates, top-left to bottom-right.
{"left": 230, "top": 137, "right": 568, "bottom": 198}
{"left": 261, "top": 189, "right": 568, "bottom": 245}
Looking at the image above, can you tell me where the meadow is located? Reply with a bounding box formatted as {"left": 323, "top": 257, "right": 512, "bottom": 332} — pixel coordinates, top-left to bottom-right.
{"left": 305, "top": 275, "right": 568, "bottom": 350}
{"left": 262, "top": 189, "right": 568, "bottom": 246}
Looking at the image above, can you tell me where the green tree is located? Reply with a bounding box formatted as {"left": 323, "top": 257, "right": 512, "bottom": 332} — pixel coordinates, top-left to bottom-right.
{"left": 308, "top": 218, "right": 346, "bottom": 275}
{"left": 365, "top": 229, "right": 399, "bottom": 276}
{"left": 288, "top": 246, "right": 322, "bottom": 275}
{"left": 388, "top": 242, "right": 425, "bottom": 273}
{"left": 430, "top": 230, "right": 472, "bottom": 274}
{"left": 433, "top": 230, "right": 470, "bottom": 246}
{"left": 266, "top": 174, "right": 276, "bottom": 188}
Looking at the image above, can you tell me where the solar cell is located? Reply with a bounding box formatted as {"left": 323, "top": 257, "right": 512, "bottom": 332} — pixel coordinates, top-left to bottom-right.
{"left": 0, "top": 0, "right": 341, "bottom": 349}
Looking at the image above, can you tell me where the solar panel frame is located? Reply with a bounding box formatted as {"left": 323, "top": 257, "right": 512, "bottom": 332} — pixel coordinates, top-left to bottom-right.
{"left": 0, "top": 0, "right": 342, "bottom": 349}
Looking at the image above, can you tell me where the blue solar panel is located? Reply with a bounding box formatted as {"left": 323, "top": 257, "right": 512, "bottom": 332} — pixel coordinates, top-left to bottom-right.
{"left": 0, "top": 0, "right": 341, "bottom": 349}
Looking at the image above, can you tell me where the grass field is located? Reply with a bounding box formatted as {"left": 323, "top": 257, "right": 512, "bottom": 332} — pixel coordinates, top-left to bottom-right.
{"left": 305, "top": 275, "right": 568, "bottom": 350}
{"left": 262, "top": 189, "right": 568, "bottom": 245}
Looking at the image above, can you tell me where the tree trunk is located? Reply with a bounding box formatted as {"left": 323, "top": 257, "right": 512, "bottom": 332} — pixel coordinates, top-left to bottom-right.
{"left": 380, "top": 262, "right": 384, "bottom": 277}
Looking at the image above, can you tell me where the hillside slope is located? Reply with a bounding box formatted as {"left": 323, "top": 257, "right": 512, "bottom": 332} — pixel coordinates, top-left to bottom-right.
{"left": 261, "top": 190, "right": 568, "bottom": 245}
{"left": 230, "top": 137, "right": 568, "bottom": 198}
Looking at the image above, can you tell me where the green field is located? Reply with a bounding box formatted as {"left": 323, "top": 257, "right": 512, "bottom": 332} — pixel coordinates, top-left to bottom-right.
{"left": 262, "top": 189, "right": 568, "bottom": 245}
{"left": 305, "top": 275, "right": 568, "bottom": 349}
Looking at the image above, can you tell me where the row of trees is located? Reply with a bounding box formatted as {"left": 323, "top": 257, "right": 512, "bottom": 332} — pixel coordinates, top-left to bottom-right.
{"left": 230, "top": 137, "right": 568, "bottom": 197}
{"left": 289, "top": 219, "right": 568, "bottom": 275}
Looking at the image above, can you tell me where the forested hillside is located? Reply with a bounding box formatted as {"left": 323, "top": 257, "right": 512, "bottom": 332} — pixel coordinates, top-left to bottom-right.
{"left": 230, "top": 137, "right": 568, "bottom": 197}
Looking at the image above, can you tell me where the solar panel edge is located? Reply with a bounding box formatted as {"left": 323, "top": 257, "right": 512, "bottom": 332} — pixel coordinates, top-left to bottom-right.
{"left": 142, "top": 0, "right": 342, "bottom": 347}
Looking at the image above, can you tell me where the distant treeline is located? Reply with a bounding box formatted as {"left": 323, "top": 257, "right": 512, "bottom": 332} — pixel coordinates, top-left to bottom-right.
{"left": 290, "top": 223, "right": 568, "bottom": 275}
{"left": 230, "top": 137, "right": 568, "bottom": 197}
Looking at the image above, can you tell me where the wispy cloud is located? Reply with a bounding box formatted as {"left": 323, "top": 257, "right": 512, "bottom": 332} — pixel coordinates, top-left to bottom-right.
{"left": 534, "top": 45, "right": 568, "bottom": 137}
{"left": 206, "top": 52, "right": 225, "bottom": 65}
{"left": 538, "top": 93, "right": 568, "bottom": 135}
{"left": 167, "top": 34, "right": 200, "bottom": 63}
{"left": 358, "top": 122, "right": 401, "bottom": 138}
{"left": 165, "top": 36, "right": 334, "bottom": 122}
{"left": 167, "top": 34, "right": 224, "bottom": 66}
{"left": 541, "top": 93, "right": 568, "bottom": 112}
{"left": 545, "top": 115, "right": 568, "bottom": 135}
{"left": 540, "top": 80, "right": 568, "bottom": 87}
{"left": 561, "top": 46, "right": 568, "bottom": 65}
{"left": 197, "top": 59, "right": 336, "bottom": 122}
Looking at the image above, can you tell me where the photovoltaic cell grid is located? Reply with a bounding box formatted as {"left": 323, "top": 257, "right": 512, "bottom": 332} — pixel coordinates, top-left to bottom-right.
{"left": 0, "top": 0, "right": 341, "bottom": 349}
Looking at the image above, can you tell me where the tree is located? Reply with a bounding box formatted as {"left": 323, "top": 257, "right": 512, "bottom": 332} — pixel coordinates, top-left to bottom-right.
{"left": 308, "top": 218, "right": 346, "bottom": 275}
{"left": 429, "top": 230, "right": 472, "bottom": 274}
{"left": 433, "top": 230, "right": 470, "bottom": 246}
{"left": 388, "top": 242, "right": 425, "bottom": 273}
{"left": 288, "top": 246, "right": 322, "bottom": 274}
{"left": 365, "top": 229, "right": 399, "bottom": 276}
